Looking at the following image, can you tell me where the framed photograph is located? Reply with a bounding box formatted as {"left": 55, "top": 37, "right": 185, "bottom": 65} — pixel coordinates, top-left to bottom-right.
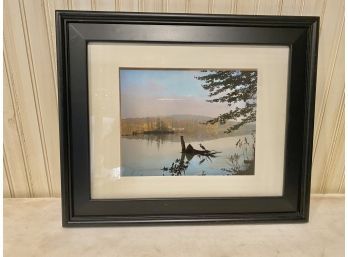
{"left": 56, "top": 11, "right": 319, "bottom": 226}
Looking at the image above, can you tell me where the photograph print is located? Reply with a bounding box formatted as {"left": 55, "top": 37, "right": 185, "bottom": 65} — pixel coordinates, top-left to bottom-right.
{"left": 120, "top": 68, "right": 257, "bottom": 176}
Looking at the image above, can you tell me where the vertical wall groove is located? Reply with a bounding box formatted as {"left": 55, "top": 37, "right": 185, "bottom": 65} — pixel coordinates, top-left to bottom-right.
{"left": 277, "top": 0, "right": 283, "bottom": 14}
{"left": 18, "top": 0, "right": 53, "bottom": 196}
{"left": 41, "top": 0, "right": 58, "bottom": 103}
{"left": 319, "top": 94, "right": 344, "bottom": 192}
{"left": 91, "top": 0, "right": 96, "bottom": 10}
{"left": 229, "top": 0, "right": 233, "bottom": 13}
{"left": 138, "top": 0, "right": 144, "bottom": 12}
{"left": 185, "top": 0, "right": 191, "bottom": 13}
{"left": 208, "top": 0, "right": 214, "bottom": 14}
{"left": 4, "top": 44, "right": 34, "bottom": 197}
{"left": 299, "top": 0, "right": 305, "bottom": 15}
{"left": 163, "top": 0, "right": 168, "bottom": 12}
{"left": 3, "top": 150, "right": 15, "bottom": 197}
{"left": 338, "top": 173, "right": 345, "bottom": 193}
{"left": 319, "top": 0, "right": 328, "bottom": 34}
{"left": 313, "top": 18, "right": 344, "bottom": 159}
{"left": 255, "top": 0, "right": 260, "bottom": 14}
{"left": 67, "top": 0, "right": 72, "bottom": 9}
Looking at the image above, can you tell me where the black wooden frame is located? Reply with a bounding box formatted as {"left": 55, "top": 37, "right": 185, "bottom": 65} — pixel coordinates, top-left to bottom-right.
{"left": 56, "top": 11, "right": 319, "bottom": 226}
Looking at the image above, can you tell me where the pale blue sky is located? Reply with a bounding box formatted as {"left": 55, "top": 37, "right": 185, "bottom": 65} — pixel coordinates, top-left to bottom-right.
{"left": 120, "top": 69, "right": 232, "bottom": 118}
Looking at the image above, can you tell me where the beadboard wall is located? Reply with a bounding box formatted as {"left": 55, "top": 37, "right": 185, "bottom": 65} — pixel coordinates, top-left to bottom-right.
{"left": 4, "top": 0, "right": 344, "bottom": 197}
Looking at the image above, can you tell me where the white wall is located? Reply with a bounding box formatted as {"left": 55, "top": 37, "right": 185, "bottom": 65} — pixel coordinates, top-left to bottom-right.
{"left": 3, "top": 0, "right": 344, "bottom": 197}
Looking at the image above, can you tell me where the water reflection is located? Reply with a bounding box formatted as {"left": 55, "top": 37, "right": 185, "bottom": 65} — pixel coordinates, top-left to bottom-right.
{"left": 121, "top": 133, "right": 255, "bottom": 176}
{"left": 122, "top": 132, "right": 240, "bottom": 148}
{"left": 161, "top": 151, "right": 218, "bottom": 176}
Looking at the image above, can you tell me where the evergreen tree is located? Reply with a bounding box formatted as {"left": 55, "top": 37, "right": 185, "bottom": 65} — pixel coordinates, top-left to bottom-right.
{"left": 196, "top": 70, "right": 257, "bottom": 133}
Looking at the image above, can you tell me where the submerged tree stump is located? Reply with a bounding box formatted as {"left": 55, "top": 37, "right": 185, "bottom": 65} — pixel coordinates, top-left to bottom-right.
{"left": 180, "top": 136, "right": 215, "bottom": 155}
{"left": 180, "top": 136, "right": 186, "bottom": 152}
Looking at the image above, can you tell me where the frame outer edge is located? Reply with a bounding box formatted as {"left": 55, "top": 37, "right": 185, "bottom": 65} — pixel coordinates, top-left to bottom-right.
{"left": 56, "top": 11, "right": 320, "bottom": 226}
{"left": 302, "top": 17, "right": 320, "bottom": 222}
{"left": 56, "top": 10, "right": 71, "bottom": 227}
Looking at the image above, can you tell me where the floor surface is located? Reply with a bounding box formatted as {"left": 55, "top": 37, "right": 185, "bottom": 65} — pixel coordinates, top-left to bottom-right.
{"left": 4, "top": 195, "right": 344, "bottom": 257}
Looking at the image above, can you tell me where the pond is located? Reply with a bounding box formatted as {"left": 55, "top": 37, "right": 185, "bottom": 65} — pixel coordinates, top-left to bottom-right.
{"left": 120, "top": 134, "right": 255, "bottom": 176}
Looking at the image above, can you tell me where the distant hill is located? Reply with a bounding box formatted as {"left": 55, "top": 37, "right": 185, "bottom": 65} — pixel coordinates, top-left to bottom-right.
{"left": 121, "top": 114, "right": 255, "bottom": 138}
{"left": 124, "top": 114, "right": 213, "bottom": 122}
{"left": 165, "top": 114, "right": 213, "bottom": 121}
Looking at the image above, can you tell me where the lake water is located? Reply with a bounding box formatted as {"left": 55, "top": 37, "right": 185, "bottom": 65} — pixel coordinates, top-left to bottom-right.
{"left": 120, "top": 134, "right": 255, "bottom": 176}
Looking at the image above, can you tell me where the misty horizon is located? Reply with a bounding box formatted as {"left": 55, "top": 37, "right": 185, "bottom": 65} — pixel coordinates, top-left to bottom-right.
{"left": 120, "top": 69, "right": 239, "bottom": 119}
{"left": 121, "top": 113, "right": 214, "bottom": 120}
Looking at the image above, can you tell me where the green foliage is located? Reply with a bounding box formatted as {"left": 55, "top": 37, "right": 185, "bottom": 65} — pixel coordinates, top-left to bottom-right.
{"left": 196, "top": 70, "right": 257, "bottom": 133}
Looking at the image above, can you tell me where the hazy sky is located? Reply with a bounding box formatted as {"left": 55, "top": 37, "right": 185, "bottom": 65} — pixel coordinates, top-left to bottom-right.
{"left": 120, "top": 69, "right": 233, "bottom": 119}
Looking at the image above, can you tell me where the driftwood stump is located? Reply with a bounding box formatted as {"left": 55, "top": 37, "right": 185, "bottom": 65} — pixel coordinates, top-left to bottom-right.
{"left": 180, "top": 136, "right": 186, "bottom": 152}
{"left": 180, "top": 136, "right": 214, "bottom": 155}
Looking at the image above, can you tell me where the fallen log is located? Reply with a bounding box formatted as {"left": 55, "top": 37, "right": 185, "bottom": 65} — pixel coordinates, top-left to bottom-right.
{"left": 180, "top": 136, "right": 217, "bottom": 155}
